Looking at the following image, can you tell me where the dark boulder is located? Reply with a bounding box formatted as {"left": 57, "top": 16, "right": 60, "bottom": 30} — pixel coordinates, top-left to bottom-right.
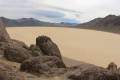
{"left": 0, "top": 61, "right": 26, "bottom": 80}
{"left": 107, "top": 62, "right": 117, "bottom": 72}
{"left": 20, "top": 56, "right": 66, "bottom": 75}
{"left": 36, "top": 36, "right": 62, "bottom": 58}
{"left": 4, "top": 46, "right": 32, "bottom": 63}
{"left": 29, "top": 44, "right": 43, "bottom": 56}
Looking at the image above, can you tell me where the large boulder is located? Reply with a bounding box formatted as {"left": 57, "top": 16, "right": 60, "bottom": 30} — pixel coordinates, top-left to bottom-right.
{"left": 4, "top": 46, "right": 32, "bottom": 63}
{"left": 36, "top": 36, "right": 62, "bottom": 58}
{"left": 0, "top": 61, "right": 26, "bottom": 80}
{"left": 0, "top": 19, "right": 10, "bottom": 42}
{"left": 20, "top": 56, "right": 66, "bottom": 75}
{"left": 66, "top": 64, "right": 120, "bottom": 80}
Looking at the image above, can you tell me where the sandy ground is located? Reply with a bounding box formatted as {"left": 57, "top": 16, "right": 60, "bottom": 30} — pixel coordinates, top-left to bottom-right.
{"left": 6, "top": 27, "right": 120, "bottom": 67}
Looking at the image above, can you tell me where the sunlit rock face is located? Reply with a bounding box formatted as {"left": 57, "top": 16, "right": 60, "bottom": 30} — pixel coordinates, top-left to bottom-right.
{"left": 0, "top": 19, "right": 10, "bottom": 42}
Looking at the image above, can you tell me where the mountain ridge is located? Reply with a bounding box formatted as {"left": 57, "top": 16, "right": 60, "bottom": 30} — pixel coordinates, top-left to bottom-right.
{"left": 76, "top": 15, "right": 120, "bottom": 34}
{"left": 0, "top": 17, "right": 77, "bottom": 27}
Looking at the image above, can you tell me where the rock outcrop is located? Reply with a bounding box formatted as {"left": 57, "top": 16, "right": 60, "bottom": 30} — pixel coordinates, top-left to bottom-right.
{"left": 36, "top": 36, "right": 62, "bottom": 58}
{"left": 0, "top": 19, "right": 10, "bottom": 42}
{"left": 0, "top": 61, "right": 26, "bottom": 80}
{"left": 20, "top": 56, "right": 66, "bottom": 76}
{"left": 66, "top": 62, "right": 120, "bottom": 80}
{"left": 0, "top": 20, "right": 32, "bottom": 63}
{"left": 4, "top": 46, "right": 32, "bottom": 63}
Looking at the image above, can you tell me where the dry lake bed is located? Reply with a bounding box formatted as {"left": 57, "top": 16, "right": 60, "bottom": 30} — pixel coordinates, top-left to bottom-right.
{"left": 7, "top": 27, "right": 120, "bottom": 67}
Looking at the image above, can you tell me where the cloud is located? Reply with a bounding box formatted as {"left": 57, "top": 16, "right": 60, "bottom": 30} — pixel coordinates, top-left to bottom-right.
{"left": 32, "top": 10, "right": 65, "bottom": 18}
{"left": 32, "top": 10, "right": 80, "bottom": 23}
{"left": 0, "top": 0, "right": 120, "bottom": 23}
{"left": 0, "top": 0, "right": 80, "bottom": 23}
{"left": 37, "top": 3, "right": 81, "bottom": 14}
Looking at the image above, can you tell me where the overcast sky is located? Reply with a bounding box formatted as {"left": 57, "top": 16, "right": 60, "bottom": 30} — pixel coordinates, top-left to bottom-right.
{"left": 0, "top": 0, "right": 120, "bottom": 23}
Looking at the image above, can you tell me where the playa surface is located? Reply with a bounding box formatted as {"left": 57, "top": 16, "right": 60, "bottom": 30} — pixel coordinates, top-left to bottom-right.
{"left": 7, "top": 27, "right": 120, "bottom": 67}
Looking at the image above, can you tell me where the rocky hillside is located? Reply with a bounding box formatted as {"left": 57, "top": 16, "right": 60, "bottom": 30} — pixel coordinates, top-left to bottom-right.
{"left": 0, "top": 19, "right": 120, "bottom": 80}
{"left": 77, "top": 15, "right": 120, "bottom": 34}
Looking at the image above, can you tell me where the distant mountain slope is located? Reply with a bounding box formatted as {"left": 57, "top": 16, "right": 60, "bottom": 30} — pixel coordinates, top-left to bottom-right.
{"left": 0, "top": 17, "right": 76, "bottom": 27}
{"left": 77, "top": 15, "right": 120, "bottom": 34}
{"left": 80, "top": 15, "right": 120, "bottom": 27}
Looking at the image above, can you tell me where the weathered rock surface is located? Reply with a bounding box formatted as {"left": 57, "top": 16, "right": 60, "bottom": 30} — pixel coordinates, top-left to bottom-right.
{"left": 20, "top": 56, "right": 66, "bottom": 75}
{"left": 107, "top": 62, "right": 117, "bottom": 72}
{"left": 66, "top": 63, "right": 120, "bottom": 80}
{"left": 0, "top": 61, "right": 26, "bottom": 80}
{"left": 36, "top": 36, "right": 62, "bottom": 58}
{"left": 4, "top": 46, "right": 32, "bottom": 63}
{"left": 0, "top": 19, "right": 10, "bottom": 42}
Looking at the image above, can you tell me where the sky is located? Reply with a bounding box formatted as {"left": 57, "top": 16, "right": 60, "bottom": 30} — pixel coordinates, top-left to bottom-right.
{"left": 0, "top": 0, "right": 120, "bottom": 23}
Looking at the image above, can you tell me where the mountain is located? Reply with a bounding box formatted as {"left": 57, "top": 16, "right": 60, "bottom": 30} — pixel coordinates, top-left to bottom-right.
{"left": 76, "top": 15, "right": 120, "bottom": 34}
{"left": 0, "top": 17, "right": 76, "bottom": 27}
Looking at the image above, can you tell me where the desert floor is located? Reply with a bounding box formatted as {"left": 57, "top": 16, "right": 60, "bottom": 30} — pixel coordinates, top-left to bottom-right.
{"left": 7, "top": 27, "right": 120, "bottom": 67}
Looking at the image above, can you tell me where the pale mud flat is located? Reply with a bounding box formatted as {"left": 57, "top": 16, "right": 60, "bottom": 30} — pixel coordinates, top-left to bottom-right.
{"left": 7, "top": 27, "right": 120, "bottom": 67}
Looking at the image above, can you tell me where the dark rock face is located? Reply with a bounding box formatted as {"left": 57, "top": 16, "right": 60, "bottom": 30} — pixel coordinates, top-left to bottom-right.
{"left": 36, "top": 36, "right": 62, "bottom": 58}
{"left": 4, "top": 46, "right": 32, "bottom": 63}
{"left": 20, "top": 56, "right": 66, "bottom": 75}
{"left": 0, "top": 62, "right": 26, "bottom": 80}
{"left": 0, "top": 19, "right": 10, "bottom": 42}
{"left": 107, "top": 62, "right": 117, "bottom": 72}
{"left": 29, "top": 44, "right": 43, "bottom": 56}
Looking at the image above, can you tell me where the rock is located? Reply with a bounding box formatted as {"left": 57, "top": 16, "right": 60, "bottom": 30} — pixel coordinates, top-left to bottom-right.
{"left": 29, "top": 44, "right": 43, "bottom": 56}
{"left": 36, "top": 36, "right": 62, "bottom": 58}
{"left": 49, "top": 68, "right": 67, "bottom": 76}
{"left": 0, "top": 50, "right": 4, "bottom": 55}
{"left": 10, "top": 39, "right": 29, "bottom": 49}
{"left": 67, "top": 66, "right": 120, "bottom": 80}
{"left": 117, "top": 68, "right": 120, "bottom": 74}
{"left": 107, "top": 62, "right": 117, "bottom": 72}
{"left": 0, "top": 19, "right": 10, "bottom": 42}
{"left": 0, "top": 61, "right": 26, "bottom": 80}
{"left": 0, "top": 19, "right": 30, "bottom": 56}
{"left": 0, "top": 38, "right": 29, "bottom": 56}
{"left": 20, "top": 56, "right": 66, "bottom": 76}
{"left": 4, "top": 46, "right": 32, "bottom": 63}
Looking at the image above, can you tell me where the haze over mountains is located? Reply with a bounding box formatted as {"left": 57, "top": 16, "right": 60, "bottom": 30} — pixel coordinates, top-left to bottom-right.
{"left": 0, "top": 17, "right": 78, "bottom": 27}
{"left": 77, "top": 15, "right": 120, "bottom": 34}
